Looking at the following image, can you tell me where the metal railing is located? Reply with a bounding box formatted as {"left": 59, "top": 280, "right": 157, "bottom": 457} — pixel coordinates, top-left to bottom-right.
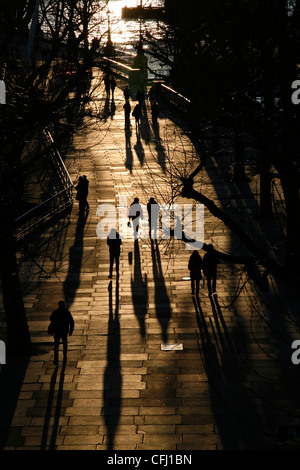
{"left": 160, "top": 83, "right": 191, "bottom": 116}
{"left": 14, "top": 130, "right": 73, "bottom": 241}
{"left": 102, "top": 56, "right": 140, "bottom": 82}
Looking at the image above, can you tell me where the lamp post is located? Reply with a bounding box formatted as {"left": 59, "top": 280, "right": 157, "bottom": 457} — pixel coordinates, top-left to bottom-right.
{"left": 104, "top": 6, "right": 114, "bottom": 57}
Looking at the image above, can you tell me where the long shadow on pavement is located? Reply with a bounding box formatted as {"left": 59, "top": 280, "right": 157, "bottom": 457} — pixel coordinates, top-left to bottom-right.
{"left": 63, "top": 211, "right": 88, "bottom": 308}
{"left": 103, "top": 279, "right": 121, "bottom": 450}
{"left": 193, "top": 293, "right": 274, "bottom": 449}
{"left": 131, "top": 239, "right": 148, "bottom": 339}
{"left": 125, "top": 127, "right": 133, "bottom": 173}
{"left": 150, "top": 239, "right": 171, "bottom": 344}
{"left": 41, "top": 359, "right": 66, "bottom": 450}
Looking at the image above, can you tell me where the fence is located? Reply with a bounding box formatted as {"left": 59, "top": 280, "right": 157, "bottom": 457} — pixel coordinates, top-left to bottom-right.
{"left": 14, "top": 130, "right": 73, "bottom": 241}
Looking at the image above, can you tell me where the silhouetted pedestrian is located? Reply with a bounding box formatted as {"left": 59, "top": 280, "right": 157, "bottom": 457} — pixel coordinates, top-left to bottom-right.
{"left": 188, "top": 251, "right": 203, "bottom": 296}
{"left": 148, "top": 85, "right": 155, "bottom": 104}
{"left": 75, "top": 175, "right": 89, "bottom": 214}
{"left": 203, "top": 244, "right": 219, "bottom": 294}
{"left": 128, "top": 198, "right": 143, "bottom": 239}
{"left": 147, "top": 197, "right": 160, "bottom": 239}
{"left": 136, "top": 89, "right": 145, "bottom": 107}
{"left": 50, "top": 301, "right": 74, "bottom": 365}
{"left": 151, "top": 100, "right": 159, "bottom": 127}
{"left": 123, "top": 86, "right": 130, "bottom": 101}
{"left": 124, "top": 100, "right": 131, "bottom": 127}
{"left": 110, "top": 76, "right": 116, "bottom": 97}
{"left": 132, "top": 103, "right": 141, "bottom": 131}
{"left": 107, "top": 228, "right": 122, "bottom": 279}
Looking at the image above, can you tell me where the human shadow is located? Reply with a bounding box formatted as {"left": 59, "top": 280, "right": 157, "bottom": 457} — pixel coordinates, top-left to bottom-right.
{"left": 153, "top": 123, "right": 167, "bottom": 173}
{"left": 110, "top": 97, "right": 116, "bottom": 119}
{"left": 134, "top": 132, "right": 145, "bottom": 166}
{"left": 41, "top": 359, "right": 66, "bottom": 450}
{"left": 150, "top": 239, "right": 171, "bottom": 344}
{"left": 125, "top": 127, "right": 133, "bottom": 173}
{"left": 131, "top": 239, "right": 148, "bottom": 339}
{"left": 140, "top": 104, "right": 151, "bottom": 143}
{"left": 193, "top": 294, "right": 271, "bottom": 449}
{"left": 63, "top": 211, "right": 88, "bottom": 308}
{"left": 102, "top": 95, "right": 111, "bottom": 122}
{"left": 103, "top": 280, "right": 121, "bottom": 451}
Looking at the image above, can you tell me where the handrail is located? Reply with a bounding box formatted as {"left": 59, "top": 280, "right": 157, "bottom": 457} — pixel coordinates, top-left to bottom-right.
{"left": 102, "top": 57, "right": 139, "bottom": 73}
{"left": 14, "top": 129, "right": 73, "bottom": 240}
{"left": 160, "top": 83, "right": 191, "bottom": 115}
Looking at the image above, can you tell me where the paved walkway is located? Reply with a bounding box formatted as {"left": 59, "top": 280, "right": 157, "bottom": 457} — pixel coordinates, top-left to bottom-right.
{"left": 1, "top": 69, "right": 300, "bottom": 450}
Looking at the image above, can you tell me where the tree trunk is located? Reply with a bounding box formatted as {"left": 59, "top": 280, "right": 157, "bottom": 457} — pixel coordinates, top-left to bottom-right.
{"left": 0, "top": 206, "right": 31, "bottom": 356}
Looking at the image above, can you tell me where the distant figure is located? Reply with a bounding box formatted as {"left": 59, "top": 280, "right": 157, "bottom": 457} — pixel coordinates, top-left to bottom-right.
{"left": 128, "top": 197, "right": 143, "bottom": 239}
{"left": 124, "top": 100, "right": 131, "bottom": 128}
{"left": 136, "top": 89, "right": 145, "bottom": 107}
{"left": 107, "top": 228, "right": 122, "bottom": 279}
{"left": 148, "top": 85, "right": 155, "bottom": 105}
{"left": 123, "top": 86, "right": 130, "bottom": 101}
{"left": 151, "top": 100, "right": 159, "bottom": 127}
{"left": 110, "top": 76, "right": 116, "bottom": 97}
{"left": 188, "top": 251, "right": 203, "bottom": 296}
{"left": 203, "top": 244, "right": 219, "bottom": 294}
{"left": 75, "top": 175, "right": 89, "bottom": 214}
{"left": 147, "top": 197, "right": 160, "bottom": 239}
{"left": 132, "top": 103, "right": 141, "bottom": 130}
{"left": 50, "top": 301, "right": 74, "bottom": 365}
{"left": 104, "top": 75, "right": 111, "bottom": 96}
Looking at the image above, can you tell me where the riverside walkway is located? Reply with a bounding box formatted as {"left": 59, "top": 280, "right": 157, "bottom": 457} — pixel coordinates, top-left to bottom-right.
{"left": 0, "top": 69, "right": 300, "bottom": 451}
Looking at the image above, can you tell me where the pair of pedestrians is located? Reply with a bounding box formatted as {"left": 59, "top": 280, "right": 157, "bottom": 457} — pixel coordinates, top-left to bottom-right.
{"left": 188, "top": 245, "right": 219, "bottom": 296}
{"left": 104, "top": 75, "right": 116, "bottom": 98}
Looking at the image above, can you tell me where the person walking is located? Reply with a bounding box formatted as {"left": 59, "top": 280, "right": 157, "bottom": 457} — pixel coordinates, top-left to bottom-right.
{"left": 132, "top": 103, "right": 141, "bottom": 131}
{"left": 128, "top": 197, "right": 143, "bottom": 239}
{"left": 107, "top": 228, "right": 122, "bottom": 279}
{"left": 203, "top": 244, "right": 219, "bottom": 294}
{"left": 151, "top": 99, "right": 159, "bottom": 127}
{"left": 188, "top": 251, "right": 203, "bottom": 296}
{"left": 124, "top": 100, "right": 131, "bottom": 128}
{"left": 110, "top": 76, "right": 116, "bottom": 97}
{"left": 147, "top": 197, "right": 160, "bottom": 239}
{"left": 49, "top": 301, "right": 74, "bottom": 365}
{"left": 123, "top": 86, "right": 130, "bottom": 101}
{"left": 75, "top": 175, "right": 89, "bottom": 214}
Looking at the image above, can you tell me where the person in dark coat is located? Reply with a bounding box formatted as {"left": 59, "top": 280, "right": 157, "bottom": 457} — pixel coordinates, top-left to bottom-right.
{"left": 128, "top": 197, "right": 143, "bottom": 239}
{"left": 110, "top": 76, "right": 116, "bottom": 97}
{"left": 203, "top": 244, "right": 219, "bottom": 294}
{"left": 124, "top": 100, "right": 131, "bottom": 128}
{"left": 123, "top": 86, "right": 130, "bottom": 101}
{"left": 50, "top": 301, "right": 74, "bottom": 365}
{"left": 75, "top": 175, "right": 89, "bottom": 214}
{"left": 151, "top": 100, "right": 159, "bottom": 127}
{"left": 147, "top": 197, "right": 160, "bottom": 239}
{"left": 188, "top": 251, "right": 203, "bottom": 296}
{"left": 132, "top": 103, "right": 141, "bottom": 131}
{"left": 107, "top": 228, "right": 122, "bottom": 279}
